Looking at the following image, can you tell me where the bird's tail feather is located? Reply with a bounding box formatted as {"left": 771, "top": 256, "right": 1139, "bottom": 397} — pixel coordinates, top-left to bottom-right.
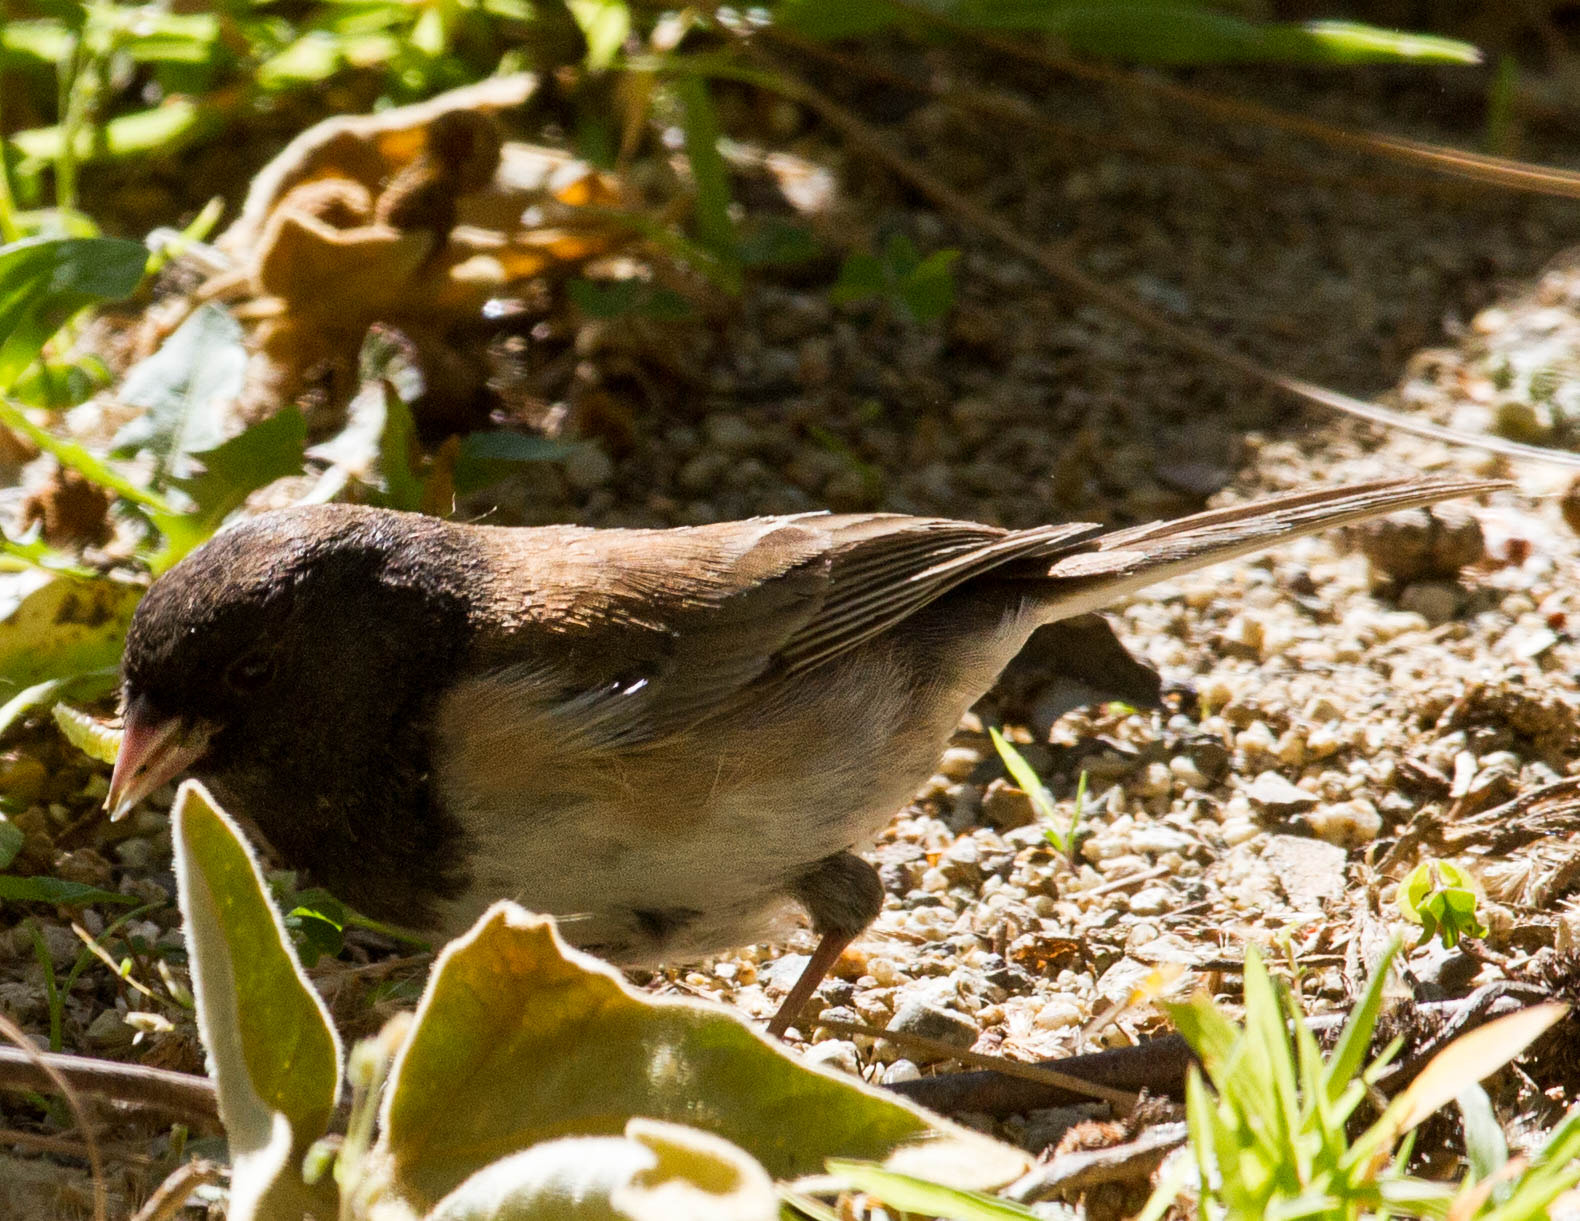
{"left": 1033, "top": 477, "right": 1507, "bottom": 620}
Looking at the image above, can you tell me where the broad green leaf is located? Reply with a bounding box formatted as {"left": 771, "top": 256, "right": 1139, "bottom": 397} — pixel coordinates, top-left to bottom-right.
{"left": 379, "top": 904, "right": 1028, "bottom": 1212}
{"left": 0, "top": 572, "right": 142, "bottom": 696}
{"left": 113, "top": 304, "right": 249, "bottom": 477}
{"left": 0, "top": 874, "right": 137, "bottom": 906}
{"left": 1457, "top": 1085, "right": 1507, "bottom": 1185}
{"left": 0, "top": 236, "right": 147, "bottom": 391}
{"left": 172, "top": 781, "right": 341, "bottom": 1221}
{"left": 1482, "top": 1108, "right": 1580, "bottom": 1221}
{"left": 824, "top": 1162, "right": 1042, "bottom": 1219}
{"left": 306, "top": 328, "right": 424, "bottom": 510}
{"left": 256, "top": 32, "right": 344, "bottom": 88}
{"left": 426, "top": 1119, "right": 777, "bottom": 1221}
{"left": 772, "top": 0, "right": 907, "bottom": 40}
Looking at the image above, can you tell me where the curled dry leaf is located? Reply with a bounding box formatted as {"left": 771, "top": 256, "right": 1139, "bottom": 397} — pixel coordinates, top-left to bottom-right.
{"left": 196, "top": 75, "right": 634, "bottom": 427}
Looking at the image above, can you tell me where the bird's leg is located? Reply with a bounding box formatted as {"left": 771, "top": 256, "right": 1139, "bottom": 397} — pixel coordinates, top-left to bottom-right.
{"left": 766, "top": 850, "right": 884, "bottom": 1038}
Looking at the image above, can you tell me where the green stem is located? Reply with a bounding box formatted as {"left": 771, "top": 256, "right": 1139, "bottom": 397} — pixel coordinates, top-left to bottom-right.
{"left": 0, "top": 398, "right": 175, "bottom": 512}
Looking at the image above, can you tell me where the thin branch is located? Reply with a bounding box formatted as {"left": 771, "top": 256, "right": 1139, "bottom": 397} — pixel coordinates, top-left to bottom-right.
{"left": 0, "top": 1045, "right": 219, "bottom": 1127}
{"left": 813, "top": 1016, "right": 1138, "bottom": 1108}
{"left": 0, "top": 1012, "right": 107, "bottom": 1221}
{"left": 752, "top": 46, "right": 1580, "bottom": 468}
{"left": 889, "top": 1, "right": 1580, "bottom": 202}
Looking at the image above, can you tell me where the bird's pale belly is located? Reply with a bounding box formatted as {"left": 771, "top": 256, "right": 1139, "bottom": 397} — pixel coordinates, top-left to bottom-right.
{"left": 426, "top": 640, "right": 1009, "bottom": 963}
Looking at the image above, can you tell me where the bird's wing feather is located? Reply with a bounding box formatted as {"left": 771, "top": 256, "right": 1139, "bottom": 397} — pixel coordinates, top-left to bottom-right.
{"left": 455, "top": 514, "right": 1101, "bottom": 748}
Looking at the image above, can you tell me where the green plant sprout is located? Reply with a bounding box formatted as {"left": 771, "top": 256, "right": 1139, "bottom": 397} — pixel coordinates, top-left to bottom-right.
{"left": 1139, "top": 941, "right": 1578, "bottom": 1220}
{"left": 1398, "top": 858, "right": 1490, "bottom": 949}
{"left": 989, "top": 726, "right": 1083, "bottom": 857}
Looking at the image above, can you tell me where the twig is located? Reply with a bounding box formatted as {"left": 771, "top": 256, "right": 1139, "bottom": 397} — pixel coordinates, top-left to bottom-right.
{"left": 770, "top": 31, "right": 1493, "bottom": 203}
{"left": 1079, "top": 864, "right": 1169, "bottom": 900}
{"left": 0, "top": 1012, "right": 106, "bottom": 1221}
{"left": 0, "top": 1125, "right": 150, "bottom": 1164}
{"left": 885, "top": 1032, "right": 1195, "bottom": 1116}
{"left": 1375, "top": 979, "right": 1556, "bottom": 1091}
{"left": 813, "top": 1016, "right": 1138, "bottom": 1108}
{"left": 0, "top": 1045, "right": 219, "bottom": 1127}
{"left": 881, "top": 988, "right": 1549, "bottom": 1117}
{"left": 749, "top": 44, "right": 1580, "bottom": 468}
{"left": 889, "top": 0, "right": 1580, "bottom": 202}
{"left": 130, "top": 1159, "right": 224, "bottom": 1221}
{"left": 1004, "top": 1120, "right": 1188, "bottom": 1202}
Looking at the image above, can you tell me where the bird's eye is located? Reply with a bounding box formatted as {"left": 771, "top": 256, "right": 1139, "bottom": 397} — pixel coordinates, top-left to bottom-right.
{"left": 225, "top": 652, "right": 276, "bottom": 694}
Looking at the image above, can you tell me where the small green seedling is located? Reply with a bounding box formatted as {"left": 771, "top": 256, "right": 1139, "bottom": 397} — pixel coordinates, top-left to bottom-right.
{"left": 1398, "top": 858, "right": 1489, "bottom": 949}
{"left": 829, "top": 233, "right": 959, "bottom": 324}
{"left": 989, "top": 727, "right": 1082, "bottom": 857}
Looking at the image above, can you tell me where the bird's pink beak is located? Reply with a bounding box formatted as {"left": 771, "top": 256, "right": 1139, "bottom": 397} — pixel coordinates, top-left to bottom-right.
{"left": 105, "top": 697, "right": 215, "bottom": 822}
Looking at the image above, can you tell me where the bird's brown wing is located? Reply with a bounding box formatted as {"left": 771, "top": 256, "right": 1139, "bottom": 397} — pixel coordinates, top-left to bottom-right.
{"left": 454, "top": 513, "right": 1101, "bottom": 749}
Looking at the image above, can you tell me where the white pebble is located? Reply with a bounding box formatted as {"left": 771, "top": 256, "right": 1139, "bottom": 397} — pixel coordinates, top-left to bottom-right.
{"left": 1034, "top": 999, "right": 1083, "bottom": 1030}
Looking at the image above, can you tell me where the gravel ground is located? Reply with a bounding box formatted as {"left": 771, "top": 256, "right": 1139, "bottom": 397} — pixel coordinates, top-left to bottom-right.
{"left": 7, "top": 42, "right": 1580, "bottom": 1218}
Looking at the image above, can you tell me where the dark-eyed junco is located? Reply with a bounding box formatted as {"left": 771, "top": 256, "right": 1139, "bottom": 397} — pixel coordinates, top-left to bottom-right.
{"left": 107, "top": 477, "right": 1501, "bottom": 1032}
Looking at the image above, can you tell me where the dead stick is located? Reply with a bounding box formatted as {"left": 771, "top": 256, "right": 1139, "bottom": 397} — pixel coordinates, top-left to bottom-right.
{"left": 889, "top": 0, "right": 1580, "bottom": 202}
{"left": 749, "top": 44, "right": 1580, "bottom": 469}
{"left": 0, "top": 1045, "right": 219, "bottom": 1127}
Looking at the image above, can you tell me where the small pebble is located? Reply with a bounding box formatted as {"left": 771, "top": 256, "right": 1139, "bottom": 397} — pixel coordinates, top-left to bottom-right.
{"left": 881, "top": 1058, "right": 922, "bottom": 1085}
{"left": 1302, "top": 798, "right": 1382, "bottom": 847}
{"left": 1127, "top": 887, "right": 1173, "bottom": 916}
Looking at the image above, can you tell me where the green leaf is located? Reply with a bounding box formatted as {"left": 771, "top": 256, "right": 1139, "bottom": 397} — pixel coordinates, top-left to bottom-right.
{"left": 0, "top": 236, "right": 147, "bottom": 392}
{"left": 0, "top": 874, "right": 137, "bottom": 906}
{"left": 1327, "top": 935, "right": 1403, "bottom": 1105}
{"left": 51, "top": 702, "right": 121, "bottom": 764}
{"left": 0, "top": 816, "right": 21, "bottom": 870}
{"left": 898, "top": 248, "right": 959, "bottom": 324}
{"left": 11, "top": 100, "right": 212, "bottom": 169}
{"left": 0, "top": 399, "right": 172, "bottom": 512}
{"left": 772, "top": 0, "right": 908, "bottom": 41}
{"left": 671, "top": 76, "right": 736, "bottom": 260}
{"left": 1457, "top": 1085, "right": 1507, "bottom": 1185}
{"left": 568, "top": 277, "right": 695, "bottom": 321}
{"left": 829, "top": 251, "right": 885, "bottom": 303}
{"left": 171, "top": 780, "right": 341, "bottom": 1221}
{"left": 566, "top": 0, "right": 630, "bottom": 69}
{"left": 736, "top": 218, "right": 818, "bottom": 269}
{"left": 426, "top": 1119, "right": 777, "bottom": 1221}
{"left": 112, "top": 304, "right": 250, "bottom": 479}
{"left": 772, "top": 0, "right": 1479, "bottom": 66}
{"left": 305, "top": 326, "right": 426, "bottom": 511}
{"left": 0, "top": 572, "right": 142, "bottom": 699}
{"left": 452, "top": 431, "right": 580, "bottom": 495}
{"left": 152, "top": 407, "right": 308, "bottom": 568}
{"left": 378, "top": 904, "right": 1028, "bottom": 1213}
{"left": 988, "top": 728, "right": 1058, "bottom": 824}
{"left": 823, "top": 1162, "right": 1042, "bottom": 1219}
